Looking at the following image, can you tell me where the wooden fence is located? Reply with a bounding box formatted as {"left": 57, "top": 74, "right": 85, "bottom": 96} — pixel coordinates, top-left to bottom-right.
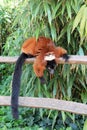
{"left": 0, "top": 55, "right": 87, "bottom": 115}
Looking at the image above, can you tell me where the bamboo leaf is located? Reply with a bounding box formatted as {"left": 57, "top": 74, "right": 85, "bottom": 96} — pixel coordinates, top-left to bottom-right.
{"left": 78, "top": 47, "right": 84, "bottom": 55}
{"left": 50, "top": 24, "right": 57, "bottom": 40}
{"left": 79, "top": 13, "right": 86, "bottom": 37}
{"left": 61, "top": 111, "right": 66, "bottom": 123}
{"left": 61, "top": 1, "right": 66, "bottom": 15}
{"left": 43, "top": 1, "right": 47, "bottom": 16}
{"left": 52, "top": 111, "right": 58, "bottom": 129}
{"left": 46, "top": 4, "right": 52, "bottom": 25}
{"left": 72, "top": 5, "right": 86, "bottom": 32}
{"left": 52, "top": 2, "right": 62, "bottom": 19}
{"left": 58, "top": 25, "right": 67, "bottom": 40}
{"left": 35, "top": 27, "right": 40, "bottom": 39}
{"left": 81, "top": 65, "right": 86, "bottom": 76}
{"left": 34, "top": 3, "right": 41, "bottom": 18}
{"left": 85, "top": 7, "right": 87, "bottom": 36}
{"left": 83, "top": 119, "right": 87, "bottom": 130}
{"left": 43, "top": 2, "right": 52, "bottom": 25}
{"left": 67, "top": 25, "right": 71, "bottom": 44}
{"left": 81, "top": 92, "right": 87, "bottom": 103}
{"left": 66, "top": 0, "right": 71, "bottom": 19}
{"left": 85, "top": 21, "right": 87, "bottom": 36}
{"left": 67, "top": 75, "right": 75, "bottom": 99}
{"left": 66, "top": 127, "right": 72, "bottom": 130}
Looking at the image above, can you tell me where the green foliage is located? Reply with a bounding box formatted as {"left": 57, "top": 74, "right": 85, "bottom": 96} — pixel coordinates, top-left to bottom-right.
{"left": 72, "top": 4, "right": 87, "bottom": 44}
{"left": 83, "top": 119, "right": 87, "bottom": 130}
{"left": 0, "top": 0, "right": 87, "bottom": 129}
{"left": 0, "top": 107, "right": 86, "bottom": 130}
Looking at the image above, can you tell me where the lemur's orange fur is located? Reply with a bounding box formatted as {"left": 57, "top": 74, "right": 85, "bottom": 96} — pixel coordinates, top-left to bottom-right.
{"left": 11, "top": 36, "right": 68, "bottom": 119}
{"left": 21, "top": 36, "right": 67, "bottom": 77}
{"left": 22, "top": 37, "right": 54, "bottom": 55}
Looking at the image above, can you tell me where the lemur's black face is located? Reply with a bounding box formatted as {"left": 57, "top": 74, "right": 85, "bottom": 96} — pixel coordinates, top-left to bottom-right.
{"left": 44, "top": 52, "right": 57, "bottom": 74}
{"left": 46, "top": 60, "right": 57, "bottom": 74}
{"left": 39, "top": 60, "right": 56, "bottom": 84}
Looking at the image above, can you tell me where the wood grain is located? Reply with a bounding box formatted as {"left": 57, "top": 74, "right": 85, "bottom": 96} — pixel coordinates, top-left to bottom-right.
{"left": 0, "top": 96, "right": 87, "bottom": 115}
{"left": 0, "top": 55, "right": 87, "bottom": 64}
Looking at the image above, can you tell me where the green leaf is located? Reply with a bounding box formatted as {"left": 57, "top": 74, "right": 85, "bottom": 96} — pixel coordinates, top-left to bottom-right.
{"left": 78, "top": 47, "right": 84, "bottom": 55}
{"left": 52, "top": 2, "right": 62, "bottom": 19}
{"left": 79, "top": 13, "right": 86, "bottom": 37}
{"left": 83, "top": 120, "right": 87, "bottom": 130}
{"left": 67, "top": 25, "right": 71, "bottom": 44}
{"left": 50, "top": 24, "right": 57, "bottom": 40}
{"left": 81, "top": 92, "right": 87, "bottom": 103}
{"left": 46, "top": 4, "right": 52, "bottom": 25}
{"left": 52, "top": 111, "right": 58, "bottom": 129}
{"left": 78, "top": 79, "right": 87, "bottom": 90}
{"left": 58, "top": 25, "right": 67, "bottom": 40}
{"left": 35, "top": 27, "right": 40, "bottom": 39}
{"left": 66, "top": 127, "right": 72, "bottom": 130}
{"left": 43, "top": 1, "right": 47, "bottom": 16}
{"left": 72, "top": 5, "right": 86, "bottom": 32}
{"left": 66, "top": 0, "right": 71, "bottom": 19}
{"left": 85, "top": 21, "right": 87, "bottom": 36}
{"left": 61, "top": 111, "right": 66, "bottom": 123}
{"left": 34, "top": 3, "right": 41, "bottom": 18}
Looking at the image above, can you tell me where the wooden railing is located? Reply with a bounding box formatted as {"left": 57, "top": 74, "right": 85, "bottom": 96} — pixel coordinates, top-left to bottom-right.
{"left": 0, "top": 55, "right": 87, "bottom": 115}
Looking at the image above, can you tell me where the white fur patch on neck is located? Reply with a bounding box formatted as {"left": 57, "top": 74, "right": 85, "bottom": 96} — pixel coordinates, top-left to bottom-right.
{"left": 44, "top": 54, "right": 55, "bottom": 61}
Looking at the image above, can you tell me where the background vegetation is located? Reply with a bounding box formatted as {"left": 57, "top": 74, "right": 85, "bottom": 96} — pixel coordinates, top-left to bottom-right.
{"left": 0, "top": 0, "right": 87, "bottom": 129}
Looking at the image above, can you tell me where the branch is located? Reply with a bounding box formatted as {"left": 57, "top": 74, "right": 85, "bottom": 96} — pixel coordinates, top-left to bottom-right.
{"left": 0, "top": 55, "right": 87, "bottom": 64}
{"left": 0, "top": 56, "right": 34, "bottom": 63}
{"left": 0, "top": 96, "right": 87, "bottom": 115}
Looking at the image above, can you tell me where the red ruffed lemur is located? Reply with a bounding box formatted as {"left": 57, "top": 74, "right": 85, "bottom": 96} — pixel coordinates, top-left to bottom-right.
{"left": 11, "top": 36, "right": 69, "bottom": 119}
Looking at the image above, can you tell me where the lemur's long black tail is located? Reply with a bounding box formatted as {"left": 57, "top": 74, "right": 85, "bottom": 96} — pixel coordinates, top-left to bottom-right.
{"left": 11, "top": 53, "right": 33, "bottom": 119}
